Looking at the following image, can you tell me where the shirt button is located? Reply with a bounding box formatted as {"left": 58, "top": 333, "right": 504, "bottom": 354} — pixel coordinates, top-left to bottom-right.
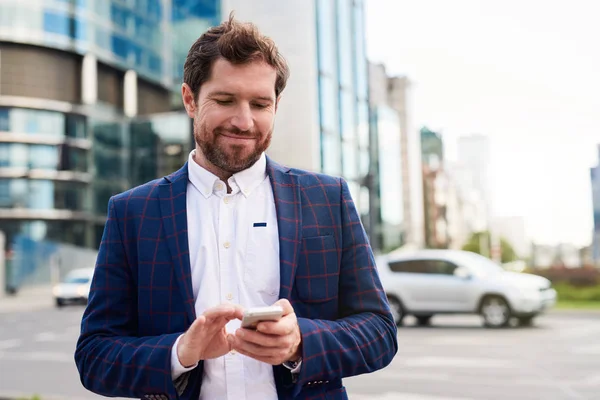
{"left": 223, "top": 241, "right": 231, "bottom": 249}
{"left": 224, "top": 197, "right": 230, "bottom": 204}
{"left": 230, "top": 350, "right": 236, "bottom": 355}
{"left": 216, "top": 183, "right": 224, "bottom": 191}
{"left": 226, "top": 293, "right": 233, "bottom": 301}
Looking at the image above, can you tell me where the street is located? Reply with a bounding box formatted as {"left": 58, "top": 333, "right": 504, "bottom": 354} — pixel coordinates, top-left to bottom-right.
{"left": 1, "top": 305, "right": 599, "bottom": 400}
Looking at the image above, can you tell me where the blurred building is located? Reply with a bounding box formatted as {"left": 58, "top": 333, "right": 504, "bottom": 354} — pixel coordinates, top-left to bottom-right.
{"left": 491, "top": 216, "right": 529, "bottom": 258}
{"left": 0, "top": 0, "right": 210, "bottom": 250}
{"left": 368, "top": 63, "right": 424, "bottom": 251}
{"left": 224, "top": 0, "right": 372, "bottom": 226}
{"left": 421, "top": 127, "right": 449, "bottom": 249}
{"left": 591, "top": 144, "right": 600, "bottom": 265}
{"left": 457, "top": 134, "right": 492, "bottom": 211}
{"left": 445, "top": 162, "right": 487, "bottom": 246}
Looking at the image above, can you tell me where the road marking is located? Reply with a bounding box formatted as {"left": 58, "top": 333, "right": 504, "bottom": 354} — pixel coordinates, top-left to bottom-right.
{"left": 35, "top": 331, "right": 61, "bottom": 342}
{"left": 571, "top": 345, "right": 600, "bottom": 355}
{"left": 0, "top": 351, "right": 73, "bottom": 363}
{"left": 352, "top": 393, "right": 472, "bottom": 400}
{"left": 401, "top": 356, "right": 515, "bottom": 368}
{"left": 0, "top": 339, "right": 22, "bottom": 350}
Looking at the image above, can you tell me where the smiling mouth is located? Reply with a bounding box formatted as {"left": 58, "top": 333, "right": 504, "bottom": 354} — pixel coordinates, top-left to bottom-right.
{"left": 219, "top": 133, "right": 256, "bottom": 140}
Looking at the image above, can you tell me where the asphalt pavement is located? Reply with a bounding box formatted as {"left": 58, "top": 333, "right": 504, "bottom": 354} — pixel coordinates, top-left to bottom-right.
{"left": 1, "top": 294, "right": 599, "bottom": 400}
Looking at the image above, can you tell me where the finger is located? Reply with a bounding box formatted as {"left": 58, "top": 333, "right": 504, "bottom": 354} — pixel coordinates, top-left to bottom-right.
{"left": 186, "top": 315, "right": 206, "bottom": 337}
{"left": 273, "top": 298, "right": 294, "bottom": 315}
{"left": 232, "top": 336, "right": 287, "bottom": 361}
{"left": 257, "top": 314, "right": 296, "bottom": 336}
{"left": 235, "top": 328, "right": 286, "bottom": 348}
{"left": 203, "top": 304, "right": 238, "bottom": 320}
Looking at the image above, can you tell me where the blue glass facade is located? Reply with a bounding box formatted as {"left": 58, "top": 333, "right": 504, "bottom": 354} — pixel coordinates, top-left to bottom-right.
{"left": 0, "top": 0, "right": 218, "bottom": 254}
{"left": 316, "top": 0, "right": 370, "bottom": 223}
{"left": 0, "top": 0, "right": 168, "bottom": 83}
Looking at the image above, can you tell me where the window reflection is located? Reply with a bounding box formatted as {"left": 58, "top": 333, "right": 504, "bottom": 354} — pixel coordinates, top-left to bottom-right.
{"left": 321, "top": 131, "right": 342, "bottom": 176}
{"left": 316, "top": 0, "right": 337, "bottom": 75}
{"left": 0, "top": 143, "right": 88, "bottom": 172}
{"left": 342, "top": 140, "right": 357, "bottom": 180}
{"left": 340, "top": 90, "right": 355, "bottom": 140}
{"left": 0, "top": 179, "right": 88, "bottom": 211}
{"left": 319, "top": 76, "right": 339, "bottom": 133}
{"left": 0, "top": 108, "right": 65, "bottom": 136}
{"left": 336, "top": 0, "right": 353, "bottom": 88}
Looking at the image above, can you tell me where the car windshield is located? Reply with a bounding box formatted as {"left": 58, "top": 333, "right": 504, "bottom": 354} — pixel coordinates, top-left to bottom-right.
{"left": 63, "top": 276, "right": 90, "bottom": 284}
{"left": 461, "top": 252, "right": 505, "bottom": 277}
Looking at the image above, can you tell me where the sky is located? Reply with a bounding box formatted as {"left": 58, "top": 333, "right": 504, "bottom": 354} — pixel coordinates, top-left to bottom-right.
{"left": 365, "top": 0, "right": 600, "bottom": 247}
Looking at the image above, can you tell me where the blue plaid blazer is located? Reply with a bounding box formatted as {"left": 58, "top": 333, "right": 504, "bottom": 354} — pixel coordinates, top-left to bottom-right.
{"left": 75, "top": 157, "right": 398, "bottom": 400}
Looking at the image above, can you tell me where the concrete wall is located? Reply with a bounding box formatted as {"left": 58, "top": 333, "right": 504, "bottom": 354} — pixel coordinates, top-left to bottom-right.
{"left": 221, "top": 0, "right": 321, "bottom": 171}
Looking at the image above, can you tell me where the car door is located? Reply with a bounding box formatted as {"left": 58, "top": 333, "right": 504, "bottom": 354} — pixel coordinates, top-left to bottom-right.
{"left": 421, "top": 259, "right": 473, "bottom": 312}
{"left": 386, "top": 259, "right": 433, "bottom": 311}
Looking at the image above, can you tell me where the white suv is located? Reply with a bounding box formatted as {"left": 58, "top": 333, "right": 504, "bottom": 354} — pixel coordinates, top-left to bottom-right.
{"left": 376, "top": 249, "right": 557, "bottom": 328}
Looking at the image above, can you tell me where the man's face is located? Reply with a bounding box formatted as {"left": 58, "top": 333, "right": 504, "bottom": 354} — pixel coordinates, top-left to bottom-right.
{"left": 183, "top": 58, "right": 278, "bottom": 174}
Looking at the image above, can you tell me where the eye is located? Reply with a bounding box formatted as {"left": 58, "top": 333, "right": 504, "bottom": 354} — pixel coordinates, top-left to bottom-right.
{"left": 215, "top": 99, "right": 233, "bottom": 105}
{"left": 252, "top": 103, "right": 269, "bottom": 109}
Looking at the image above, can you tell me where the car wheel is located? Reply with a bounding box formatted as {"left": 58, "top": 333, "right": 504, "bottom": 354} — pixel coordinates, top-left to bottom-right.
{"left": 55, "top": 299, "right": 65, "bottom": 308}
{"left": 387, "top": 296, "right": 405, "bottom": 326}
{"left": 480, "top": 296, "right": 511, "bottom": 328}
{"left": 517, "top": 316, "right": 535, "bottom": 327}
{"left": 416, "top": 315, "right": 433, "bottom": 326}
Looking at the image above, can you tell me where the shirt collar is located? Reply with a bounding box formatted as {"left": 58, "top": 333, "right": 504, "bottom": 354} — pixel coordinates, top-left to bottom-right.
{"left": 187, "top": 150, "right": 267, "bottom": 198}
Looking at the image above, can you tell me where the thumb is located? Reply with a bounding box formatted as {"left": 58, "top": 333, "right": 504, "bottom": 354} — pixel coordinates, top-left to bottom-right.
{"left": 273, "top": 298, "right": 294, "bottom": 316}
{"left": 186, "top": 315, "right": 206, "bottom": 337}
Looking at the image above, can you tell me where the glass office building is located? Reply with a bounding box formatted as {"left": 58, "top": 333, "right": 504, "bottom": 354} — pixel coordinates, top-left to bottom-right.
{"left": 369, "top": 106, "right": 404, "bottom": 252}
{"left": 316, "top": 0, "right": 370, "bottom": 223}
{"left": 0, "top": 0, "right": 215, "bottom": 250}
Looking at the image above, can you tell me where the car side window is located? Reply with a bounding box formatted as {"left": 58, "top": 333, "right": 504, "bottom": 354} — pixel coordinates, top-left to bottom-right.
{"left": 425, "top": 260, "right": 459, "bottom": 275}
{"left": 388, "top": 260, "right": 429, "bottom": 274}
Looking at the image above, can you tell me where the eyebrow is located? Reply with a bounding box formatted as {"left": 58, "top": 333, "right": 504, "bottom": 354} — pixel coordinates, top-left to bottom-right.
{"left": 209, "top": 91, "right": 274, "bottom": 102}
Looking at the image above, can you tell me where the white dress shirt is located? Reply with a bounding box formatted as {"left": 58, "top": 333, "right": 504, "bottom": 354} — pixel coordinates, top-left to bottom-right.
{"left": 170, "top": 150, "right": 281, "bottom": 400}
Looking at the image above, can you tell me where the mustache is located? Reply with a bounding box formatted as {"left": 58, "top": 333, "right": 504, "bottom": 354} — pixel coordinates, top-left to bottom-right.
{"left": 214, "top": 127, "right": 257, "bottom": 138}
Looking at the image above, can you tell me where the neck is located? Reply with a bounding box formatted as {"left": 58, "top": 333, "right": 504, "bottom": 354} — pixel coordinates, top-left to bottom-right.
{"left": 193, "top": 146, "right": 233, "bottom": 183}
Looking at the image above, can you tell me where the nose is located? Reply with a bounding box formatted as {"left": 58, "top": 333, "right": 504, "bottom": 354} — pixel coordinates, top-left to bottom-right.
{"left": 230, "top": 103, "right": 254, "bottom": 132}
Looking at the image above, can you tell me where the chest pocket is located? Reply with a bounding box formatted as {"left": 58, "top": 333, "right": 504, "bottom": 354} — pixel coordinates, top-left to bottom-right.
{"left": 295, "top": 235, "right": 339, "bottom": 303}
{"left": 244, "top": 223, "right": 280, "bottom": 302}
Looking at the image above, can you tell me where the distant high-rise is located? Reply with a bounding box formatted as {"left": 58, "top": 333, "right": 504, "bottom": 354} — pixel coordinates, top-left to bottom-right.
{"left": 457, "top": 134, "right": 492, "bottom": 214}
{"left": 591, "top": 144, "right": 600, "bottom": 265}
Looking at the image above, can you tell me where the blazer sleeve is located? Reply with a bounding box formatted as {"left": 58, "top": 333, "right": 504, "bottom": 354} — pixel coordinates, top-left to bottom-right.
{"left": 290, "top": 178, "right": 398, "bottom": 395}
{"left": 74, "top": 196, "right": 182, "bottom": 399}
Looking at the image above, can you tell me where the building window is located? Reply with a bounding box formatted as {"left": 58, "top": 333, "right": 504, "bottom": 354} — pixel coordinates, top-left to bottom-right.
{"left": 321, "top": 131, "right": 342, "bottom": 176}
{"left": 316, "top": 0, "right": 337, "bottom": 76}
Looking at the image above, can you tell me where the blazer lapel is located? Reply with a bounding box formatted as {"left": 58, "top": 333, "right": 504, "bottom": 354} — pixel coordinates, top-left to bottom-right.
{"left": 159, "top": 163, "right": 196, "bottom": 325}
{"left": 266, "top": 157, "right": 302, "bottom": 299}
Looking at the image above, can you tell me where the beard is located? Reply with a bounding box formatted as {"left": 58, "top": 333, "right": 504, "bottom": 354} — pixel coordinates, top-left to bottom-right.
{"left": 194, "top": 119, "right": 272, "bottom": 174}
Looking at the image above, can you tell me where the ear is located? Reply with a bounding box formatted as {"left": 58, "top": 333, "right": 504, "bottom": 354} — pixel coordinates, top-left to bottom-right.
{"left": 182, "top": 83, "right": 196, "bottom": 118}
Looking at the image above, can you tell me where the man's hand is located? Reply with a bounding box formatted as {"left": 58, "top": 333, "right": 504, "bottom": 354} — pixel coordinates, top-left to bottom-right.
{"left": 230, "top": 299, "right": 302, "bottom": 365}
{"left": 177, "top": 304, "right": 244, "bottom": 367}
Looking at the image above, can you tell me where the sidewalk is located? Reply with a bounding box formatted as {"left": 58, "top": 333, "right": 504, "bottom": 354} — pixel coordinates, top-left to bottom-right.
{"left": 0, "top": 284, "right": 54, "bottom": 314}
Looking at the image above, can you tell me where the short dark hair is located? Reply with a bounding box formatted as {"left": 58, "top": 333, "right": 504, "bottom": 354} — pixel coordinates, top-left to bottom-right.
{"left": 183, "top": 13, "right": 290, "bottom": 101}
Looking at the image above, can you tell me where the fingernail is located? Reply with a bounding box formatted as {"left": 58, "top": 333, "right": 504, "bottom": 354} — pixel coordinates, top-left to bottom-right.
{"left": 237, "top": 329, "right": 244, "bottom": 338}
{"left": 227, "top": 335, "right": 235, "bottom": 344}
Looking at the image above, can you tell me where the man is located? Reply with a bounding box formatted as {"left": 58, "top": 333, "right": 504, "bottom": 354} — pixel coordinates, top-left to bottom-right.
{"left": 75, "top": 15, "right": 397, "bottom": 400}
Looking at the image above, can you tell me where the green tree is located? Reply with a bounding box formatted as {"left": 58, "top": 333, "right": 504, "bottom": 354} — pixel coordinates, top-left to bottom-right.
{"left": 462, "top": 231, "right": 518, "bottom": 263}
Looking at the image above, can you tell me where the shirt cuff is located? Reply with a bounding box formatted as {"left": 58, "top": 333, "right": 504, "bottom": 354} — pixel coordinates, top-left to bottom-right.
{"left": 171, "top": 334, "right": 198, "bottom": 380}
{"left": 282, "top": 358, "right": 302, "bottom": 374}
